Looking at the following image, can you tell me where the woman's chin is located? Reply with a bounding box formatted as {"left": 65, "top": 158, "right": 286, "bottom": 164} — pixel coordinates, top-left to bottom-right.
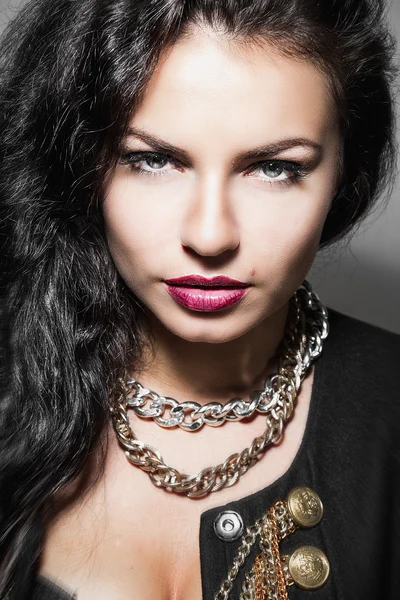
{"left": 145, "top": 303, "right": 278, "bottom": 346}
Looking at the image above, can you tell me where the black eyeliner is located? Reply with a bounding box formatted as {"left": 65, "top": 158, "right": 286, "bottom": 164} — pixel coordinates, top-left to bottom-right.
{"left": 119, "top": 150, "right": 310, "bottom": 186}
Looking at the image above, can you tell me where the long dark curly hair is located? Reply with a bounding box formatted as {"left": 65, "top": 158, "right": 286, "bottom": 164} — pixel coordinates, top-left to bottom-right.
{"left": 0, "top": 0, "right": 397, "bottom": 597}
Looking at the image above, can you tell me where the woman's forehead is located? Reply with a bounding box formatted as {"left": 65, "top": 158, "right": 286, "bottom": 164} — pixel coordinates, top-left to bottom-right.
{"left": 130, "top": 30, "right": 339, "bottom": 156}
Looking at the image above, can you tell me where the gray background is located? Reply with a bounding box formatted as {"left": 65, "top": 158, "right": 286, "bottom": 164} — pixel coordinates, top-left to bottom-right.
{"left": 1, "top": 0, "right": 399, "bottom": 333}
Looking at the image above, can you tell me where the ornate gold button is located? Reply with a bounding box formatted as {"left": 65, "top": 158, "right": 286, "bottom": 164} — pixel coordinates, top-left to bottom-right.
{"left": 287, "top": 486, "right": 323, "bottom": 527}
{"left": 288, "top": 546, "right": 330, "bottom": 589}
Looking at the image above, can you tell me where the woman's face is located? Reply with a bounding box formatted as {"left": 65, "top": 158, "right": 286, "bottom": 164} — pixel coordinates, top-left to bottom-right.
{"left": 104, "top": 29, "right": 341, "bottom": 344}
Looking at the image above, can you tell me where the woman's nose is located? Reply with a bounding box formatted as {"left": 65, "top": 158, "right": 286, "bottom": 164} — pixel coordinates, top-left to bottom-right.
{"left": 180, "top": 175, "right": 240, "bottom": 257}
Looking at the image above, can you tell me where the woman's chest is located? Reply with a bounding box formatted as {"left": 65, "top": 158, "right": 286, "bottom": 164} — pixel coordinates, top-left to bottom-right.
{"left": 37, "top": 442, "right": 398, "bottom": 600}
{"left": 38, "top": 399, "right": 312, "bottom": 600}
{"left": 40, "top": 494, "right": 206, "bottom": 600}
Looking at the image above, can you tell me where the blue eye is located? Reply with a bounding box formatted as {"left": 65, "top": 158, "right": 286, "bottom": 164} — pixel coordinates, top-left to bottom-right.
{"left": 119, "top": 151, "right": 178, "bottom": 176}
{"left": 261, "top": 162, "right": 286, "bottom": 178}
{"left": 119, "top": 151, "right": 308, "bottom": 187}
{"left": 247, "top": 160, "right": 307, "bottom": 186}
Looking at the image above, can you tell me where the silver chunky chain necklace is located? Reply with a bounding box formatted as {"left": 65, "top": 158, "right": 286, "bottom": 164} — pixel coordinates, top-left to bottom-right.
{"left": 110, "top": 280, "right": 328, "bottom": 497}
{"left": 123, "top": 280, "right": 328, "bottom": 432}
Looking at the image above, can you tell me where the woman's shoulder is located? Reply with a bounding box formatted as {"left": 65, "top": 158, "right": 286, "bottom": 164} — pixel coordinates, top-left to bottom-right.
{"left": 320, "top": 307, "right": 400, "bottom": 432}
{"left": 326, "top": 306, "right": 400, "bottom": 374}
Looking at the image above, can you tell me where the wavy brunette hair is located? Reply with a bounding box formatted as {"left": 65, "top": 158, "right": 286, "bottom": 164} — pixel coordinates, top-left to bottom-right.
{"left": 0, "top": 0, "right": 397, "bottom": 597}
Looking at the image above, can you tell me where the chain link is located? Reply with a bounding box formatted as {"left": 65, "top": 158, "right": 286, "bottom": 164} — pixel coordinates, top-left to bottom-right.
{"left": 215, "top": 520, "right": 263, "bottom": 600}
{"left": 216, "top": 500, "right": 298, "bottom": 600}
{"left": 109, "top": 281, "right": 328, "bottom": 498}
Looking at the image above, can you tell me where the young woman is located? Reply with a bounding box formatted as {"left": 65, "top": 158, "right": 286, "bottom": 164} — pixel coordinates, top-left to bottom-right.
{"left": 0, "top": 0, "right": 398, "bottom": 599}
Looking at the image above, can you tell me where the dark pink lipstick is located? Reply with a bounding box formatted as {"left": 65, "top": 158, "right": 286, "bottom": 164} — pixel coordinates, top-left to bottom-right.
{"left": 164, "top": 275, "right": 250, "bottom": 312}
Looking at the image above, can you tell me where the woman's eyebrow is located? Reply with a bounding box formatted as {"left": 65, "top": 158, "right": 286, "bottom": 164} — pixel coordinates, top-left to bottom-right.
{"left": 125, "top": 126, "right": 322, "bottom": 163}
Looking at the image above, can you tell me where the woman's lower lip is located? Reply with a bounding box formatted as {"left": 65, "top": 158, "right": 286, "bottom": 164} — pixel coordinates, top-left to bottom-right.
{"left": 165, "top": 285, "right": 249, "bottom": 312}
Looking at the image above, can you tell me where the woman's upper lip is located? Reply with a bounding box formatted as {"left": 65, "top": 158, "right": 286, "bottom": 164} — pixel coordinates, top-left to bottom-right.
{"left": 164, "top": 275, "right": 250, "bottom": 288}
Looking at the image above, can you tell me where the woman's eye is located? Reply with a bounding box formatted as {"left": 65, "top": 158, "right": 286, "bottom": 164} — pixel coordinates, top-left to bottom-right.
{"left": 248, "top": 160, "right": 307, "bottom": 186}
{"left": 120, "top": 152, "right": 307, "bottom": 187}
{"left": 119, "top": 151, "right": 178, "bottom": 176}
{"left": 260, "top": 162, "right": 286, "bottom": 179}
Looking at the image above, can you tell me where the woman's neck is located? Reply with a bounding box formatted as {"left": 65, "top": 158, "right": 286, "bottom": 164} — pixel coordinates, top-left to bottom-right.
{"left": 134, "top": 301, "right": 289, "bottom": 404}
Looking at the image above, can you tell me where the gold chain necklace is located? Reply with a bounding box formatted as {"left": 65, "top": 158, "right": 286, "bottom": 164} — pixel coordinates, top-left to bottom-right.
{"left": 109, "top": 281, "right": 328, "bottom": 498}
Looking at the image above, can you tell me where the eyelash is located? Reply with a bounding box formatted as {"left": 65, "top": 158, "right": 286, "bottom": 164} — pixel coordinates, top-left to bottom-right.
{"left": 119, "top": 151, "right": 308, "bottom": 187}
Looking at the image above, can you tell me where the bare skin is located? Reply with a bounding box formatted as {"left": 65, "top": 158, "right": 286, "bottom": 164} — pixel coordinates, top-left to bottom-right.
{"left": 40, "top": 372, "right": 313, "bottom": 600}
{"left": 39, "top": 25, "right": 341, "bottom": 600}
